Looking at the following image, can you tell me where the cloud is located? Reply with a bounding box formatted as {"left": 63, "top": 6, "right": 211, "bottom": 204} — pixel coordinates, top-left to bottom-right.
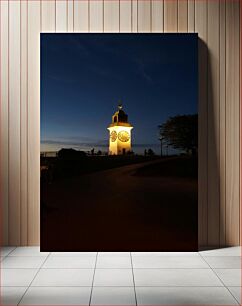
{"left": 47, "top": 74, "right": 79, "bottom": 84}
{"left": 41, "top": 139, "right": 159, "bottom": 149}
{"left": 132, "top": 143, "right": 159, "bottom": 148}
{"left": 68, "top": 36, "right": 91, "bottom": 59}
{"left": 41, "top": 138, "right": 108, "bottom": 148}
{"left": 133, "top": 58, "right": 153, "bottom": 84}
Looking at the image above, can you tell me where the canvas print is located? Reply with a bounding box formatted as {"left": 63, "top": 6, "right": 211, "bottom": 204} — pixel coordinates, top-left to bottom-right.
{"left": 41, "top": 33, "right": 198, "bottom": 251}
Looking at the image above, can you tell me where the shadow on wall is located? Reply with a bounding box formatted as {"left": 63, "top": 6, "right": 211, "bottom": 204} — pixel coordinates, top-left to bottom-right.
{"left": 198, "top": 38, "right": 221, "bottom": 249}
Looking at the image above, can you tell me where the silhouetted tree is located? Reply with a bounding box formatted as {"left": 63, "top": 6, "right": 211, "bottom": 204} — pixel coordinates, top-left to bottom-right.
{"left": 159, "top": 114, "right": 198, "bottom": 155}
{"left": 147, "top": 148, "right": 155, "bottom": 156}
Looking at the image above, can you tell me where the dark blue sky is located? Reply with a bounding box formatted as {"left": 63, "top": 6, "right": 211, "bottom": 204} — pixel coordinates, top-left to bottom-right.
{"left": 41, "top": 33, "right": 198, "bottom": 154}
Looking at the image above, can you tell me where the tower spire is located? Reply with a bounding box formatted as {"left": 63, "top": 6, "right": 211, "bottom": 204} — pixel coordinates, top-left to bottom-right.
{"left": 118, "top": 100, "right": 123, "bottom": 110}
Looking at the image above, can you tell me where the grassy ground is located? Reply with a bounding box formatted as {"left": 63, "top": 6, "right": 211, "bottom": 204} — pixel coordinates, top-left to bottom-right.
{"left": 41, "top": 155, "right": 198, "bottom": 252}
{"left": 41, "top": 155, "right": 160, "bottom": 181}
{"left": 134, "top": 156, "right": 197, "bottom": 178}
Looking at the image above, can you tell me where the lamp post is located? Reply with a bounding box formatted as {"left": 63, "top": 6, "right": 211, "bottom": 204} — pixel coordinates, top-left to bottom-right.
{"left": 159, "top": 136, "right": 165, "bottom": 157}
{"left": 158, "top": 125, "right": 165, "bottom": 157}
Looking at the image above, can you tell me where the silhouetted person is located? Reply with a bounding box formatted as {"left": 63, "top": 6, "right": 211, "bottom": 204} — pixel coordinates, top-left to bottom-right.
{"left": 91, "top": 148, "right": 95, "bottom": 155}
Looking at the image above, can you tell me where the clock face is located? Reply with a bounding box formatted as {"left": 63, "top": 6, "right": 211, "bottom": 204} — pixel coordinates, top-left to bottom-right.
{"left": 110, "top": 130, "right": 117, "bottom": 142}
{"left": 118, "top": 131, "right": 130, "bottom": 142}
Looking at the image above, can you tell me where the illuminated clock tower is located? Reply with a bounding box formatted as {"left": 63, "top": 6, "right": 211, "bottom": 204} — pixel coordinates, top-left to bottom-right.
{"left": 107, "top": 104, "right": 133, "bottom": 155}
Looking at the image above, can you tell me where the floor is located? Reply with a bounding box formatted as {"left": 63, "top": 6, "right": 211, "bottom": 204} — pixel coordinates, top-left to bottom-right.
{"left": 0, "top": 246, "right": 241, "bottom": 305}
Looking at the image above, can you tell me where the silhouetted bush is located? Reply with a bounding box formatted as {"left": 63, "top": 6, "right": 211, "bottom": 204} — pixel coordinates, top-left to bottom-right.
{"left": 58, "top": 148, "right": 86, "bottom": 160}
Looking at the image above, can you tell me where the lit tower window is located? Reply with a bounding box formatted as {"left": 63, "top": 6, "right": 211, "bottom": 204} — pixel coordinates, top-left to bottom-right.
{"left": 107, "top": 103, "right": 133, "bottom": 155}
